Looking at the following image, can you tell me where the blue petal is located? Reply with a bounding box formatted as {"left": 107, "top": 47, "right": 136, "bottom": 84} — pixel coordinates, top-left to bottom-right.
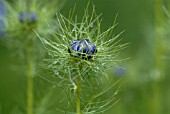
{"left": 83, "top": 47, "right": 88, "bottom": 53}
{"left": 89, "top": 45, "right": 96, "bottom": 54}
{"left": 72, "top": 44, "right": 80, "bottom": 51}
{"left": 30, "top": 13, "right": 37, "bottom": 21}
{"left": 19, "top": 13, "right": 25, "bottom": 23}
{"left": 70, "top": 40, "right": 77, "bottom": 45}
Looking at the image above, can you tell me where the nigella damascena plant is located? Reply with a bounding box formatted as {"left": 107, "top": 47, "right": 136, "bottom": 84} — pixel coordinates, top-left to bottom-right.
{"left": 3, "top": 0, "right": 66, "bottom": 55}
{"left": 19, "top": 11, "right": 37, "bottom": 24}
{"left": 4, "top": 0, "right": 66, "bottom": 38}
{"left": 38, "top": 4, "right": 128, "bottom": 114}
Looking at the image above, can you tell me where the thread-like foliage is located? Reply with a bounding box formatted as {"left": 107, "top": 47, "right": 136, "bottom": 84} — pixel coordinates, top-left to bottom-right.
{"left": 37, "top": 3, "right": 127, "bottom": 114}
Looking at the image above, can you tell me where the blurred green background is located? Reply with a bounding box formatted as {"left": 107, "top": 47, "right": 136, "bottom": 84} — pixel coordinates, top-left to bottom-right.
{"left": 0, "top": 0, "right": 170, "bottom": 114}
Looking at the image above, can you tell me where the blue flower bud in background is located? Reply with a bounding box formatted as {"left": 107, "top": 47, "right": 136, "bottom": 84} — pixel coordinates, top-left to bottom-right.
{"left": 19, "top": 11, "right": 37, "bottom": 24}
{"left": 0, "top": 0, "right": 5, "bottom": 36}
{"left": 114, "top": 67, "right": 126, "bottom": 77}
{"left": 68, "top": 39, "right": 97, "bottom": 60}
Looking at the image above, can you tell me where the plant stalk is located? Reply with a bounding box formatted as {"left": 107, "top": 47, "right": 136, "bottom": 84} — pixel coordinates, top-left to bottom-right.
{"left": 76, "top": 76, "right": 81, "bottom": 114}
{"left": 26, "top": 40, "right": 34, "bottom": 114}
{"left": 150, "top": 0, "right": 165, "bottom": 114}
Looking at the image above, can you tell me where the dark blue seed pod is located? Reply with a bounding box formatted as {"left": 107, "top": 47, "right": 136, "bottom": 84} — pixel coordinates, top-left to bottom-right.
{"left": 68, "top": 39, "right": 97, "bottom": 60}
{"left": 19, "top": 11, "right": 37, "bottom": 24}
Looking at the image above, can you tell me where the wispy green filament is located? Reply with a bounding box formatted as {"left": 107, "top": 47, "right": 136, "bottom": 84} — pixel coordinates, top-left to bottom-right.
{"left": 37, "top": 2, "right": 126, "bottom": 113}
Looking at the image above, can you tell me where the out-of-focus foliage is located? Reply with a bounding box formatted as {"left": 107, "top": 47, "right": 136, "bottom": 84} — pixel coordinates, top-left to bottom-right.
{"left": 1, "top": 0, "right": 170, "bottom": 114}
{"left": 0, "top": 0, "right": 66, "bottom": 114}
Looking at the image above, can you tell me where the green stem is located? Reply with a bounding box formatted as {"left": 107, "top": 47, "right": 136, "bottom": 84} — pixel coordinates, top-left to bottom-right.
{"left": 150, "top": 0, "right": 165, "bottom": 114}
{"left": 76, "top": 76, "right": 81, "bottom": 114}
{"left": 27, "top": 40, "right": 34, "bottom": 114}
{"left": 154, "top": 0, "right": 165, "bottom": 59}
